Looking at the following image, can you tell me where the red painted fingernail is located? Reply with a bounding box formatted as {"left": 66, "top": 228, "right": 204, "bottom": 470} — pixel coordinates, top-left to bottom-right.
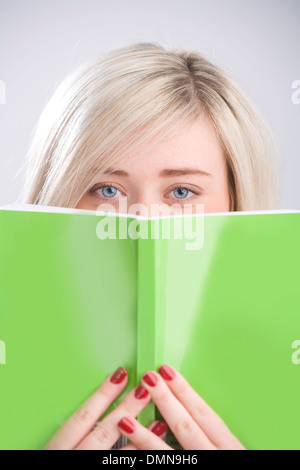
{"left": 118, "top": 417, "right": 134, "bottom": 434}
{"left": 158, "top": 364, "right": 175, "bottom": 381}
{"left": 110, "top": 367, "right": 127, "bottom": 384}
{"left": 142, "top": 372, "right": 158, "bottom": 387}
{"left": 152, "top": 421, "right": 168, "bottom": 436}
{"left": 134, "top": 385, "right": 149, "bottom": 399}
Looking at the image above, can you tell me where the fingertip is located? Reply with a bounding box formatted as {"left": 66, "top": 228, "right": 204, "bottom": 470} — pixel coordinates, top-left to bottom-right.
{"left": 150, "top": 420, "right": 169, "bottom": 438}
{"left": 134, "top": 384, "right": 151, "bottom": 400}
{"left": 109, "top": 366, "right": 128, "bottom": 385}
{"left": 158, "top": 364, "right": 176, "bottom": 381}
{"left": 118, "top": 416, "right": 135, "bottom": 434}
{"left": 141, "top": 371, "right": 159, "bottom": 387}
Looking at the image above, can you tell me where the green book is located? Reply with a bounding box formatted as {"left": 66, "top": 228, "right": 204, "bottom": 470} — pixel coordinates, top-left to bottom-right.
{"left": 0, "top": 204, "right": 299, "bottom": 450}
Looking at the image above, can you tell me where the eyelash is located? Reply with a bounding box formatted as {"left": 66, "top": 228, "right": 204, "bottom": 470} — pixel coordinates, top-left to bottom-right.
{"left": 89, "top": 183, "right": 203, "bottom": 202}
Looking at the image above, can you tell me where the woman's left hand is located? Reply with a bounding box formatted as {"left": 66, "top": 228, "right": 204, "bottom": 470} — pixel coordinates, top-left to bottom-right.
{"left": 118, "top": 364, "right": 245, "bottom": 450}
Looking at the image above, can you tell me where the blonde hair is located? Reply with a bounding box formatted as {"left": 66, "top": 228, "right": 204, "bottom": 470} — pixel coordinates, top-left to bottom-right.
{"left": 21, "top": 41, "right": 281, "bottom": 211}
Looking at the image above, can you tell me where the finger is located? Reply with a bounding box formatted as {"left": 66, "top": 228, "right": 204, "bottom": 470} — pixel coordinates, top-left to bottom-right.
{"left": 158, "top": 364, "right": 245, "bottom": 450}
{"left": 117, "top": 417, "right": 172, "bottom": 450}
{"left": 141, "top": 370, "right": 216, "bottom": 450}
{"left": 44, "top": 366, "right": 128, "bottom": 450}
{"left": 119, "top": 443, "right": 138, "bottom": 450}
{"left": 119, "top": 420, "right": 169, "bottom": 450}
{"left": 76, "top": 384, "right": 151, "bottom": 450}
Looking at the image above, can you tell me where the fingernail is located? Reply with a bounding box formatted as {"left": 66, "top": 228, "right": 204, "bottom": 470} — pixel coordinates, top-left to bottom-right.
{"left": 134, "top": 385, "right": 149, "bottom": 399}
{"left": 152, "top": 421, "right": 168, "bottom": 436}
{"left": 118, "top": 417, "right": 134, "bottom": 434}
{"left": 142, "top": 372, "right": 158, "bottom": 387}
{"left": 158, "top": 364, "right": 175, "bottom": 381}
{"left": 110, "top": 367, "right": 127, "bottom": 384}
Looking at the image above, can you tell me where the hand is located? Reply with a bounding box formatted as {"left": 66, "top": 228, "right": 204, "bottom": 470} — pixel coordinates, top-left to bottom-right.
{"left": 44, "top": 367, "right": 168, "bottom": 450}
{"left": 117, "top": 364, "right": 245, "bottom": 450}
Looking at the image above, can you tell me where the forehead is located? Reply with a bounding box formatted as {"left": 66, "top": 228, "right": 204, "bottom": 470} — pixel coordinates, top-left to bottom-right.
{"left": 113, "top": 112, "right": 225, "bottom": 173}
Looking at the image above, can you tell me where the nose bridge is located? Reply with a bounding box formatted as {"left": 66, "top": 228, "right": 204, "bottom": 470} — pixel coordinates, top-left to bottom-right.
{"left": 126, "top": 186, "right": 184, "bottom": 217}
{"left": 127, "top": 197, "right": 181, "bottom": 218}
{"left": 127, "top": 198, "right": 155, "bottom": 217}
{"left": 126, "top": 184, "right": 158, "bottom": 217}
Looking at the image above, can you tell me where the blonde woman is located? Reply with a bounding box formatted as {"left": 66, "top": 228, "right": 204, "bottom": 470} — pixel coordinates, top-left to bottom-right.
{"left": 21, "top": 42, "right": 281, "bottom": 450}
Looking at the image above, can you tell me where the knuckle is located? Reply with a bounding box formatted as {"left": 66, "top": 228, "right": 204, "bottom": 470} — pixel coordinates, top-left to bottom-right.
{"left": 192, "top": 403, "right": 212, "bottom": 421}
{"left": 115, "top": 400, "right": 136, "bottom": 420}
{"left": 175, "top": 381, "right": 188, "bottom": 399}
{"left": 95, "top": 385, "right": 112, "bottom": 401}
{"left": 155, "top": 389, "right": 169, "bottom": 403}
{"left": 121, "top": 403, "right": 134, "bottom": 416}
{"left": 92, "top": 424, "right": 111, "bottom": 445}
{"left": 72, "top": 406, "right": 95, "bottom": 426}
{"left": 173, "top": 418, "right": 196, "bottom": 436}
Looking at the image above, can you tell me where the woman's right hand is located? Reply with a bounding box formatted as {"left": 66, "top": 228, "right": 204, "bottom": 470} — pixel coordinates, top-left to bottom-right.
{"left": 44, "top": 367, "right": 168, "bottom": 450}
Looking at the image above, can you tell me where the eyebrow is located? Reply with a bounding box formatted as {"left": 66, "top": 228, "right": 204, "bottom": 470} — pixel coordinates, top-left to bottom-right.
{"left": 102, "top": 167, "right": 212, "bottom": 177}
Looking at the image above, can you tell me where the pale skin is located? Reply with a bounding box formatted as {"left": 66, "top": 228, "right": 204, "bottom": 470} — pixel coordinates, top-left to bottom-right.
{"left": 45, "top": 112, "right": 245, "bottom": 450}
{"left": 76, "top": 112, "right": 231, "bottom": 215}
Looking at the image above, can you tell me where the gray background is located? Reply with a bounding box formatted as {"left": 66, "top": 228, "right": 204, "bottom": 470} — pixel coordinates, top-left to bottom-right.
{"left": 0, "top": 0, "right": 299, "bottom": 208}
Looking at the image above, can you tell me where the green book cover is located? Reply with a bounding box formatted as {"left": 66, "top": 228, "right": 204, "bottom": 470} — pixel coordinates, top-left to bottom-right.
{"left": 0, "top": 204, "right": 299, "bottom": 450}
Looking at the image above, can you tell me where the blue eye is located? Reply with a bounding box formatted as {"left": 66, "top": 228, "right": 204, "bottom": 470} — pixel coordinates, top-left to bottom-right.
{"left": 172, "top": 187, "right": 194, "bottom": 199}
{"left": 101, "top": 186, "right": 118, "bottom": 198}
{"left": 93, "top": 185, "right": 123, "bottom": 199}
{"left": 90, "top": 183, "right": 201, "bottom": 202}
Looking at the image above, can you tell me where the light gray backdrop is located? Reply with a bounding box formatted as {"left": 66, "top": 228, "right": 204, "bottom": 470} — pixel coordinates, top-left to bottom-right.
{"left": 0, "top": 0, "right": 299, "bottom": 208}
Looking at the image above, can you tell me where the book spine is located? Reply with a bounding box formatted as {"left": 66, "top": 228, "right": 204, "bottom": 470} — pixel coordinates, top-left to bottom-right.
{"left": 136, "top": 219, "right": 157, "bottom": 427}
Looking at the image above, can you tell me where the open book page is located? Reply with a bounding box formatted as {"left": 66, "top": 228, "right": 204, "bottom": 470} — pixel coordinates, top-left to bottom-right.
{"left": 0, "top": 206, "right": 300, "bottom": 449}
